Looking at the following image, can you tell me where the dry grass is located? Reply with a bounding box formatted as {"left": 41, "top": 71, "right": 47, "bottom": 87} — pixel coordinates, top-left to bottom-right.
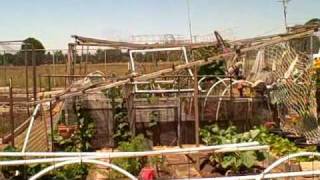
{"left": 0, "top": 62, "right": 181, "bottom": 88}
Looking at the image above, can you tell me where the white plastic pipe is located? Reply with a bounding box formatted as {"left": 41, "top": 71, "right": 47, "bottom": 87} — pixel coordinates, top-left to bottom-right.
{"left": 22, "top": 103, "right": 41, "bottom": 152}
{"left": 258, "top": 151, "right": 320, "bottom": 180}
{"left": 0, "top": 142, "right": 260, "bottom": 158}
{"left": 203, "top": 78, "right": 235, "bottom": 107}
{"left": 177, "top": 170, "right": 320, "bottom": 180}
{"left": 0, "top": 144, "right": 266, "bottom": 166}
{"left": 215, "top": 80, "right": 253, "bottom": 121}
{"left": 29, "top": 159, "right": 137, "bottom": 180}
{"left": 129, "top": 46, "right": 194, "bottom": 93}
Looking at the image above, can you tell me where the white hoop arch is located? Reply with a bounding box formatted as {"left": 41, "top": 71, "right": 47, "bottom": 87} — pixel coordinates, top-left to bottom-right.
{"left": 256, "top": 152, "right": 320, "bottom": 180}
{"left": 203, "top": 78, "right": 236, "bottom": 107}
{"left": 29, "top": 159, "right": 137, "bottom": 180}
{"left": 215, "top": 80, "right": 254, "bottom": 121}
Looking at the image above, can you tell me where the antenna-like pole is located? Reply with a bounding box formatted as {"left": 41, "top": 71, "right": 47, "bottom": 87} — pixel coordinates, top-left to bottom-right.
{"left": 281, "top": 0, "right": 290, "bottom": 32}
{"left": 186, "top": 0, "right": 193, "bottom": 43}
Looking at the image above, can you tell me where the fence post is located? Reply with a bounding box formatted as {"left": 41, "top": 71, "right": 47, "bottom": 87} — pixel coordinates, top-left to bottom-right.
{"left": 193, "top": 67, "right": 199, "bottom": 146}
{"left": 9, "top": 78, "right": 14, "bottom": 147}
{"left": 48, "top": 76, "right": 54, "bottom": 151}
{"left": 32, "top": 46, "right": 37, "bottom": 102}
{"left": 24, "top": 49, "right": 30, "bottom": 116}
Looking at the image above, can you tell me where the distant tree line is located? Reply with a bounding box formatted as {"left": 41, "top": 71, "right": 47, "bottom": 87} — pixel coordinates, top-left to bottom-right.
{"left": 0, "top": 37, "right": 187, "bottom": 66}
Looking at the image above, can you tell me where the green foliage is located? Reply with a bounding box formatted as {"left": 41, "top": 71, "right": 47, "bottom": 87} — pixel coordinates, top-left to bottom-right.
{"left": 109, "top": 135, "right": 151, "bottom": 178}
{"left": 104, "top": 87, "right": 132, "bottom": 144}
{"left": 200, "top": 125, "right": 267, "bottom": 173}
{"left": 53, "top": 100, "right": 95, "bottom": 179}
{"left": 198, "top": 60, "right": 226, "bottom": 79}
{"left": 0, "top": 146, "right": 50, "bottom": 179}
{"left": 20, "top": 37, "right": 46, "bottom": 66}
{"left": 113, "top": 107, "right": 131, "bottom": 144}
{"left": 54, "top": 106, "right": 95, "bottom": 152}
{"left": 52, "top": 164, "right": 88, "bottom": 180}
{"left": 253, "top": 127, "right": 300, "bottom": 156}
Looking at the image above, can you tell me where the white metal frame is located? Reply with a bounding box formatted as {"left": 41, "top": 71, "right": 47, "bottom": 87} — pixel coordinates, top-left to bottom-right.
{"left": 30, "top": 159, "right": 137, "bottom": 180}
{"left": 129, "top": 47, "right": 194, "bottom": 93}
{"left": 22, "top": 104, "right": 41, "bottom": 152}
{"left": 181, "top": 152, "right": 320, "bottom": 180}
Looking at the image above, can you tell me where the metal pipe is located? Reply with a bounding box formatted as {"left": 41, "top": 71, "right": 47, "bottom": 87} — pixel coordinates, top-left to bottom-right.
{"left": 1, "top": 142, "right": 260, "bottom": 157}
{"left": 29, "top": 159, "right": 137, "bottom": 180}
{"left": 22, "top": 104, "right": 41, "bottom": 152}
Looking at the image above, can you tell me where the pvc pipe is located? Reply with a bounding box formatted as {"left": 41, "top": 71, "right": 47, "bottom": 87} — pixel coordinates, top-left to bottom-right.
{"left": 22, "top": 104, "right": 41, "bottom": 152}
{"left": 203, "top": 78, "right": 235, "bottom": 107}
{"left": 135, "top": 89, "right": 194, "bottom": 94}
{"left": 215, "top": 80, "right": 253, "bottom": 121}
{"left": 0, "top": 144, "right": 265, "bottom": 166}
{"left": 177, "top": 170, "right": 320, "bottom": 180}
{"left": 29, "top": 159, "right": 137, "bottom": 180}
{"left": 129, "top": 46, "right": 194, "bottom": 94}
{"left": 258, "top": 152, "right": 320, "bottom": 179}
{"left": 0, "top": 142, "right": 260, "bottom": 157}
{"left": 214, "top": 145, "right": 269, "bottom": 153}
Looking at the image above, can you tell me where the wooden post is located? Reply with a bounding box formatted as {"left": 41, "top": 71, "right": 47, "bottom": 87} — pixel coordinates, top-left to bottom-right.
{"left": 39, "top": 75, "right": 42, "bottom": 93}
{"left": 104, "top": 49, "right": 107, "bottom": 74}
{"left": 32, "top": 46, "right": 37, "bottom": 102}
{"left": 24, "top": 48, "right": 30, "bottom": 116}
{"left": 3, "top": 51, "right": 7, "bottom": 84}
{"left": 177, "top": 76, "right": 182, "bottom": 147}
{"left": 52, "top": 51, "right": 56, "bottom": 87}
{"left": 67, "top": 43, "right": 75, "bottom": 85}
{"left": 125, "top": 83, "right": 135, "bottom": 136}
{"left": 194, "top": 67, "right": 199, "bottom": 146}
{"left": 48, "top": 76, "right": 54, "bottom": 151}
{"left": 80, "top": 46, "right": 83, "bottom": 75}
{"left": 9, "top": 78, "right": 14, "bottom": 147}
{"left": 85, "top": 46, "right": 89, "bottom": 75}
{"left": 229, "top": 75, "right": 233, "bottom": 124}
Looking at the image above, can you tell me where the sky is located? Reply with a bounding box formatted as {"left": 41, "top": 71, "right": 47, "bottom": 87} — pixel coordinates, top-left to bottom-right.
{"left": 0, "top": 0, "right": 319, "bottom": 49}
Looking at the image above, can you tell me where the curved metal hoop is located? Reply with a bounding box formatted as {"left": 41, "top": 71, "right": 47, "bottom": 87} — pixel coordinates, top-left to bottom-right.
{"left": 30, "top": 159, "right": 137, "bottom": 180}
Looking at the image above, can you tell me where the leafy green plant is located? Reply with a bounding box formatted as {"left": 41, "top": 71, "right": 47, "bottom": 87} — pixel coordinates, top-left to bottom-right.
{"left": 0, "top": 146, "right": 51, "bottom": 179}
{"left": 107, "top": 135, "right": 152, "bottom": 178}
{"left": 253, "top": 126, "right": 300, "bottom": 157}
{"left": 53, "top": 100, "right": 95, "bottom": 179}
{"left": 113, "top": 106, "right": 131, "bottom": 144}
{"left": 200, "top": 124, "right": 267, "bottom": 175}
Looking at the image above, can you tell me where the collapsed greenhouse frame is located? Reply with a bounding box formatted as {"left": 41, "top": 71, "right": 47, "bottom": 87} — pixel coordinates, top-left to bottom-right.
{"left": 0, "top": 24, "right": 320, "bottom": 179}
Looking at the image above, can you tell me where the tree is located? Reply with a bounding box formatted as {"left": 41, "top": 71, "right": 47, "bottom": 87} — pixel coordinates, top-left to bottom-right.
{"left": 305, "top": 18, "right": 320, "bottom": 26}
{"left": 20, "top": 37, "right": 46, "bottom": 65}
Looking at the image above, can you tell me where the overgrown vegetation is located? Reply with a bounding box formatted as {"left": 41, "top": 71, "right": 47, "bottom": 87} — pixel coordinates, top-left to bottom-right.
{"left": 200, "top": 125, "right": 267, "bottom": 175}
{"left": 105, "top": 134, "right": 161, "bottom": 179}
{"left": 53, "top": 99, "right": 96, "bottom": 179}
{"left": 199, "top": 124, "right": 316, "bottom": 175}
{"left": 0, "top": 146, "right": 51, "bottom": 179}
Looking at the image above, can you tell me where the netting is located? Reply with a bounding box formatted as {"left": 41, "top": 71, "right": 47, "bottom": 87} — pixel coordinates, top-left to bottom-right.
{"left": 251, "top": 41, "right": 318, "bottom": 142}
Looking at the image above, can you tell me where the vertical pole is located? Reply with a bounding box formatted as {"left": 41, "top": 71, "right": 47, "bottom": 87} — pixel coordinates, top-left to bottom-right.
{"left": 48, "top": 76, "right": 54, "bottom": 151}
{"left": 126, "top": 83, "right": 135, "bottom": 136}
{"left": 39, "top": 75, "right": 42, "bottom": 93}
{"left": 67, "top": 43, "right": 74, "bottom": 85}
{"left": 85, "top": 46, "right": 89, "bottom": 75}
{"left": 80, "top": 46, "right": 83, "bottom": 75}
{"left": 229, "top": 75, "right": 233, "bottom": 124}
{"left": 3, "top": 51, "right": 7, "bottom": 84}
{"left": 32, "top": 46, "right": 37, "bottom": 102}
{"left": 177, "top": 76, "right": 182, "bottom": 147}
{"left": 9, "top": 78, "right": 14, "bottom": 147}
{"left": 52, "top": 51, "right": 56, "bottom": 87}
{"left": 104, "top": 49, "right": 107, "bottom": 74}
{"left": 193, "top": 66, "right": 199, "bottom": 146}
{"left": 24, "top": 47, "right": 30, "bottom": 116}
